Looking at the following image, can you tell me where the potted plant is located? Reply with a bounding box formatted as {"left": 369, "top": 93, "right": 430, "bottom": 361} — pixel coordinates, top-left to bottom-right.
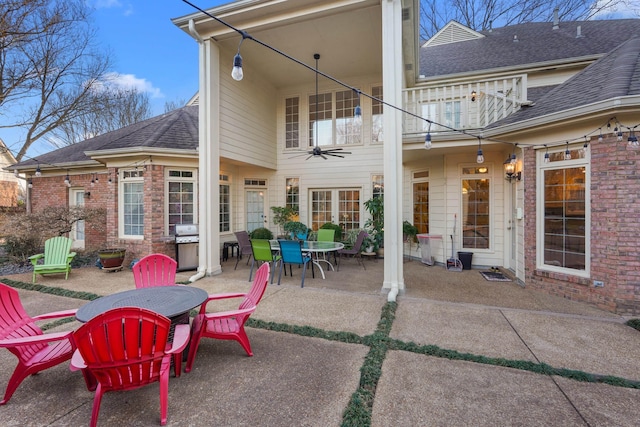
{"left": 403, "top": 220, "right": 418, "bottom": 243}
{"left": 283, "top": 221, "right": 309, "bottom": 240}
{"left": 97, "top": 248, "right": 127, "bottom": 270}
{"left": 364, "top": 196, "right": 384, "bottom": 256}
{"left": 249, "top": 227, "right": 274, "bottom": 240}
{"left": 270, "top": 206, "right": 296, "bottom": 237}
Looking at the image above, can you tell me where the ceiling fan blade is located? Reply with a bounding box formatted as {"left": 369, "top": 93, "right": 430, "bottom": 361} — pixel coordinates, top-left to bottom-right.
{"left": 321, "top": 153, "right": 328, "bottom": 159}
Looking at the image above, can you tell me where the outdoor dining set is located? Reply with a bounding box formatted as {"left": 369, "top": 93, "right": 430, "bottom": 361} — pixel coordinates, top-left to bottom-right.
{"left": 0, "top": 253, "right": 272, "bottom": 426}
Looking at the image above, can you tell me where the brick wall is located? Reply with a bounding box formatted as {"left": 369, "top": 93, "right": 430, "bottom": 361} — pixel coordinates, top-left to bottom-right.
{"left": 524, "top": 134, "right": 640, "bottom": 315}
{"left": 30, "top": 167, "right": 177, "bottom": 266}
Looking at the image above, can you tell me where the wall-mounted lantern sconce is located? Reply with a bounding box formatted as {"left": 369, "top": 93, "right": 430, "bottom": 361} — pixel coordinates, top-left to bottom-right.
{"left": 504, "top": 158, "right": 521, "bottom": 182}
{"left": 84, "top": 191, "right": 91, "bottom": 198}
{"left": 471, "top": 90, "right": 477, "bottom": 102}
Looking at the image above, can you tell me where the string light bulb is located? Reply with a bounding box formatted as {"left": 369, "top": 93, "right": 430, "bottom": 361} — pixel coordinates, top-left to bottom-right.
{"left": 544, "top": 145, "right": 550, "bottom": 163}
{"left": 231, "top": 53, "right": 243, "bottom": 81}
{"left": 424, "top": 122, "right": 432, "bottom": 149}
{"left": 35, "top": 163, "right": 41, "bottom": 177}
{"left": 564, "top": 142, "right": 571, "bottom": 160}
{"left": 598, "top": 129, "right": 603, "bottom": 142}
{"left": 476, "top": 138, "right": 484, "bottom": 163}
{"left": 28, "top": 178, "right": 33, "bottom": 189}
{"left": 64, "top": 172, "right": 70, "bottom": 186}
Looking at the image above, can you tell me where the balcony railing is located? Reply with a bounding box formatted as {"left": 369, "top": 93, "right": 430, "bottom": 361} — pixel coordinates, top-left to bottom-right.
{"left": 402, "top": 75, "right": 528, "bottom": 136}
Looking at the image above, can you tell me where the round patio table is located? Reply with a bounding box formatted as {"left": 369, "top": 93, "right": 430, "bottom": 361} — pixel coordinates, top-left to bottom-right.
{"left": 76, "top": 286, "right": 208, "bottom": 323}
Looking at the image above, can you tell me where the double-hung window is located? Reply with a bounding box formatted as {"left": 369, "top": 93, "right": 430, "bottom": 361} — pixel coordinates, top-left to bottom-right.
{"left": 167, "top": 170, "right": 196, "bottom": 236}
{"left": 120, "top": 169, "right": 144, "bottom": 238}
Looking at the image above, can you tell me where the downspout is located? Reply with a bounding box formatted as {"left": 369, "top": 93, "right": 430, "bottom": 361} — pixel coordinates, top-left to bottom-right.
{"left": 187, "top": 18, "right": 206, "bottom": 284}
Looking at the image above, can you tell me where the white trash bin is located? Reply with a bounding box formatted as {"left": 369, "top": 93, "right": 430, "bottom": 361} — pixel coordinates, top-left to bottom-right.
{"left": 417, "top": 234, "right": 442, "bottom": 266}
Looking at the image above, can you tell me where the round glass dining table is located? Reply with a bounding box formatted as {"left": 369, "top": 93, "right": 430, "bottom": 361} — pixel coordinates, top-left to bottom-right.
{"left": 270, "top": 240, "right": 344, "bottom": 279}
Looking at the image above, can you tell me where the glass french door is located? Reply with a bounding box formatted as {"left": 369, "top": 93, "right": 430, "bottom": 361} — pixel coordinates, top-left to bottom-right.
{"left": 70, "top": 189, "right": 85, "bottom": 249}
{"left": 245, "top": 190, "right": 266, "bottom": 232}
{"left": 310, "top": 189, "right": 360, "bottom": 237}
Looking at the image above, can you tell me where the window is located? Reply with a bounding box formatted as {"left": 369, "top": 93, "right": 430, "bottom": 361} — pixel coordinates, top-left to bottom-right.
{"left": 167, "top": 170, "right": 196, "bottom": 235}
{"left": 413, "top": 171, "right": 429, "bottom": 233}
{"left": 372, "top": 174, "right": 384, "bottom": 198}
{"left": 421, "top": 100, "right": 462, "bottom": 131}
{"left": 286, "top": 177, "right": 299, "bottom": 213}
{"left": 220, "top": 174, "right": 230, "bottom": 233}
{"left": 120, "top": 169, "right": 144, "bottom": 238}
{"left": 309, "top": 90, "right": 361, "bottom": 148}
{"left": 461, "top": 167, "right": 489, "bottom": 249}
{"left": 539, "top": 147, "right": 588, "bottom": 273}
{"left": 371, "top": 85, "right": 383, "bottom": 143}
{"left": 310, "top": 188, "right": 360, "bottom": 238}
{"left": 285, "top": 97, "right": 299, "bottom": 148}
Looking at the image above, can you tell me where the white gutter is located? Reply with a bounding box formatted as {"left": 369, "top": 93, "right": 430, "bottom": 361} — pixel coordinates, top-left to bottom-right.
{"left": 189, "top": 266, "right": 206, "bottom": 283}
{"left": 188, "top": 19, "right": 204, "bottom": 43}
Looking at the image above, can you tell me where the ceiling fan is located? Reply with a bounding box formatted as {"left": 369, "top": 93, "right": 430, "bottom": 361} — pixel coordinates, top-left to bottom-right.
{"left": 301, "top": 53, "right": 352, "bottom": 160}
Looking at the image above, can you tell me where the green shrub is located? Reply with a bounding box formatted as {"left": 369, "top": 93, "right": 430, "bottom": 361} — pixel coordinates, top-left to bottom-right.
{"left": 626, "top": 319, "right": 640, "bottom": 331}
{"left": 250, "top": 227, "right": 274, "bottom": 240}
{"left": 319, "top": 222, "right": 343, "bottom": 241}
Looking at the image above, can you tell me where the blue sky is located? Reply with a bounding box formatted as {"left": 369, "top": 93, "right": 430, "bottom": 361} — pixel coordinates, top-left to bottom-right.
{"left": 5, "top": 0, "right": 228, "bottom": 159}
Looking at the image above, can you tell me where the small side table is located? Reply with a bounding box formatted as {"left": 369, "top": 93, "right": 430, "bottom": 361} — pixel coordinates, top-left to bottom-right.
{"left": 361, "top": 251, "right": 378, "bottom": 263}
{"left": 223, "top": 241, "right": 239, "bottom": 261}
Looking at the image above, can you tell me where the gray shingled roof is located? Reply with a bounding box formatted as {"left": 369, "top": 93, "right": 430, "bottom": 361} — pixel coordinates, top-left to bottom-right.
{"left": 16, "top": 105, "right": 198, "bottom": 168}
{"left": 421, "top": 19, "right": 640, "bottom": 77}
{"left": 487, "top": 36, "right": 640, "bottom": 128}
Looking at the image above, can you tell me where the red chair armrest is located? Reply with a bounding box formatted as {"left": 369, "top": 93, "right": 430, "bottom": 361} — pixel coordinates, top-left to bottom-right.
{"left": 70, "top": 349, "right": 86, "bottom": 371}
{"left": 202, "top": 306, "right": 256, "bottom": 321}
{"left": 33, "top": 308, "right": 78, "bottom": 321}
{"left": 167, "top": 324, "right": 190, "bottom": 354}
{"left": 199, "top": 292, "right": 247, "bottom": 313}
{"left": 0, "top": 330, "right": 72, "bottom": 347}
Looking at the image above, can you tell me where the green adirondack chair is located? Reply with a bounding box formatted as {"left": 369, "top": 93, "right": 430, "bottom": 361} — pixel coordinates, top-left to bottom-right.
{"left": 28, "top": 236, "right": 76, "bottom": 283}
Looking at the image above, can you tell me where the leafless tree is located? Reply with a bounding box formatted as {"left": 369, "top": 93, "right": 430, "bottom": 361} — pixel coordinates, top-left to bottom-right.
{"left": 0, "top": 0, "right": 112, "bottom": 161}
{"left": 419, "top": 0, "right": 631, "bottom": 40}
{"left": 46, "top": 88, "right": 152, "bottom": 147}
{"left": 164, "top": 98, "right": 188, "bottom": 113}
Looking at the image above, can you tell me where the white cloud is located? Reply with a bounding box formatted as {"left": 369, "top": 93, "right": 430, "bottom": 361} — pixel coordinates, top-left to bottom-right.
{"left": 592, "top": 0, "right": 640, "bottom": 19}
{"left": 95, "top": 72, "right": 164, "bottom": 98}
{"left": 91, "top": 0, "right": 122, "bottom": 8}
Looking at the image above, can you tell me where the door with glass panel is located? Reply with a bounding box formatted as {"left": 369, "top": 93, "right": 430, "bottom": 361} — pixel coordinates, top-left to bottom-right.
{"left": 245, "top": 190, "right": 266, "bottom": 233}
{"left": 310, "top": 189, "right": 360, "bottom": 239}
{"left": 69, "top": 189, "right": 85, "bottom": 249}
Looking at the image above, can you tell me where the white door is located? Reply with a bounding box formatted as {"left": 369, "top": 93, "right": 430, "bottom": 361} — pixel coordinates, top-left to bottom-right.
{"left": 70, "top": 189, "right": 85, "bottom": 250}
{"left": 246, "top": 190, "right": 266, "bottom": 232}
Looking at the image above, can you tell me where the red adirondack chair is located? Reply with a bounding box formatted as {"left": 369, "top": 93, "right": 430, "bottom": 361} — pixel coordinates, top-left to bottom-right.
{"left": 0, "top": 282, "right": 78, "bottom": 405}
{"left": 70, "top": 307, "right": 189, "bottom": 427}
{"left": 185, "top": 262, "right": 270, "bottom": 373}
{"left": 132, "top": 253, "right": 178, "bottom": 288}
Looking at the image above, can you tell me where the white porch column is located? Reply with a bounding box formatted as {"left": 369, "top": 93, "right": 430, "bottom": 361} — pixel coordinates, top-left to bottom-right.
{"left": 382, "top": 0, "right": 404, "bottom": 300}
{"left": 198, "top": 39, "right": 222, "bottom": 276}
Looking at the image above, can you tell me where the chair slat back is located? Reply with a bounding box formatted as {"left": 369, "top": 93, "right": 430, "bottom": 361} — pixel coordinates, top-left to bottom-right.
{"left": 132, "top": 254, "right": 177, "bottom": 288}
{"left": 239, "top": 263, "right": 270, "bottom": 312}
{"left": 317, "top": 229, "right": 335, "bottom": 242}
{"left": 73, "top": 308, "right": 171, "bottom": 391}
{"left": 353, "top": 231, "right": 367, "bottom": 251}
{"left": 235, "top": 231, "right": 252, "bottom": 253}
{"left": 278, "top": 240, "right": 305, "bottom": 264}
{"left": 43, "top": 237, "right": 72, "bottom": 265}
{"left": 0, "top": 283, "right": 46, "bottom": 361}
{"left": 251, "top": 239, "right": 275, "bottom": 262}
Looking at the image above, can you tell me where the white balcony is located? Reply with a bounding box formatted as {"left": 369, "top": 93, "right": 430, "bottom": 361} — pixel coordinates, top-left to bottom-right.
{"left": 402, "top": 75, "right": 529, "bottom": 137}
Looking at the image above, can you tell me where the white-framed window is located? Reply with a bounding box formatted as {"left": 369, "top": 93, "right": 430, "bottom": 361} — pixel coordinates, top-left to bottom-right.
{"left": 309, "top": 89, "right": 362, "bottom": 147}
{"left": 422, "top": 100, "right": 463, "bottom": 131}
{"left": 286, "top": 177, "right": 300, "bottom": 213}
{"left": 461, "top": 165, "right": 490, "bottom": 249}
{"left": 285, "top": 97, "right": 300, "bottom": 148}
{"left": 119, "top": 169, "right": 144, "bottom": 238}
{"left": 167, "top": 169, "right": 197, "bottom": 236}
{"left": 220, "top": 174, "right": 230, "bottom": 233}
{"left": 371, "top": 85, "right": 383, "bottom": 143}
{"left": 537, "top": 146, "right": 589, "bottom": 275}
{"left": 372, "top": 174, "right": 384, "bottom": 199}
{"left": 310, "top": 188, "right": 361, "bottom": 237}
{"left": 412, "top": 170, "right": 430, "bottom": 234}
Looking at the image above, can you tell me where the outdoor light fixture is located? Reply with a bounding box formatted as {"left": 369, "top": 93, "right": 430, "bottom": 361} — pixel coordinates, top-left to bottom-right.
{"left": 471, "top": 90, "right": 477, "bottom": 102}
{"left": 353, "top": 89, "right": 362, "bottom": 126}
{"left": 64, "top": 171, "right": 70, "bottom": 187}
{"left": 424, "top": 122, "right": 432, "bottom": 149}
{"left": 564, "top": 142, "right": 572, "bottom": 160}
{"left": 476, "top": 137, "right": 484, "bottom": 163}
{"left": 628, "top": 127, "right": 639, "bottom": 146}
{"left": 504, "top": 158, "right": 521, "bottom": 182}
{"left": 35, "top": 163, "right": 41, "bottom": 177}
{"left": 28, "top": 178, "right": 33, "bottom": 189}
{"left": 598, "top": 128, "right": 603, "bottom": 142}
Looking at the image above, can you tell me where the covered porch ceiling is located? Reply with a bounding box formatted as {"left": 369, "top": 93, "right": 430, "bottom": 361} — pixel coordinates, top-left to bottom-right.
{"left": 174, "top": 0, "right": 382, "bottom": 88}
